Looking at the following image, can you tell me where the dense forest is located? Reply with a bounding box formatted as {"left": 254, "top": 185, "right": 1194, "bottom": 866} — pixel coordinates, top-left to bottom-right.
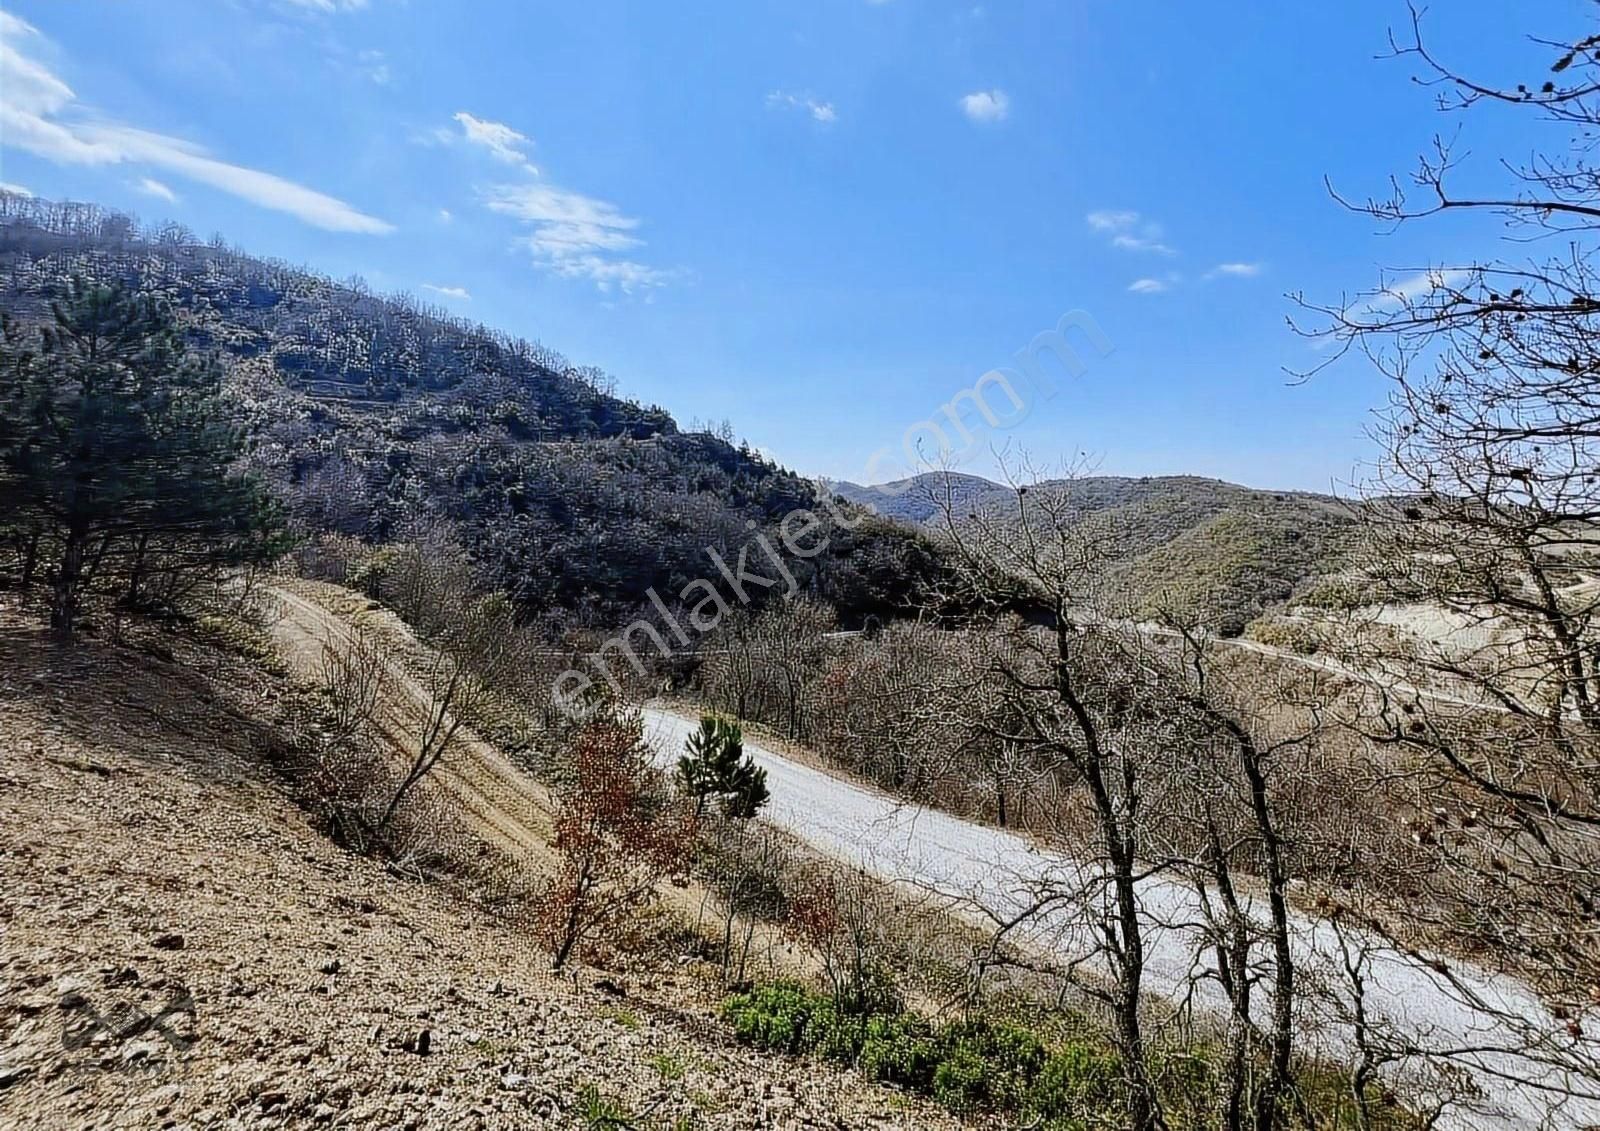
{"left": 0, "top": 193, "right": 947, "bottom": 631}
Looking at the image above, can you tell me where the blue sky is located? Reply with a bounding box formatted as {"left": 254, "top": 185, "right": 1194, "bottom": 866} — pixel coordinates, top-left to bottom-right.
{"left": 0, "top": 1, "right": 1569, "bottom": 490}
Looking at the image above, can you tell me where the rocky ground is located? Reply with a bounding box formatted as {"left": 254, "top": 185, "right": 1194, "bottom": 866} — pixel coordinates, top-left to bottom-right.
{"left": 0, "top": 616, "right": 955, "bottom": 1130}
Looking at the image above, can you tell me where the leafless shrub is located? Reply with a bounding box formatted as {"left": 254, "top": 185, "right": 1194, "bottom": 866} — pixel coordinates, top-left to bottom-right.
{"left": 784, "top": 865, "right": 903, "bottom": 1016}
{"left": 318, "top": 624, "right": 385, "bottom": 744}
{"left": 695, "top": 818, "right": 795, "bottom": 987}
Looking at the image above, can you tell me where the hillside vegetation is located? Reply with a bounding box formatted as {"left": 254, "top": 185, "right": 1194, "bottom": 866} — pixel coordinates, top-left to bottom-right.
{"left": 838, "top": 472, "right": 1355, "bottom": 634}
{"left": 0, "top": 194, "right": 944, "bottom": 631}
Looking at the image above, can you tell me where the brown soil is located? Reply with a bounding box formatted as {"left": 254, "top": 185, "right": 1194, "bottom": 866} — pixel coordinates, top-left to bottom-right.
{"left": 0, "top": 615, "right": 955, "bottom": 1130}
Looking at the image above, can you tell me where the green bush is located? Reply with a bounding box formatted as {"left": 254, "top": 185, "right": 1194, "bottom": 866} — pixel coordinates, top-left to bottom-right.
{"left": 724, "top": 983, "right": 1064, "bottom": 1118}
{"left": 934, "top": 1020, "right": 1046, "bottom": 1110}
{"left": 724, "top": 983, "right": 1088, "bottom": 1119}
{"left": 1244, "top": 617, "right": 1323, "bottom": 655}
{"left": 857, "top": 1013, "right": 938, "bottom": 1090}
{"left": 722, "top": 982, "right": 817, "bottom": 1054}
{"left": 804, "top": 998, "right": 867, "bottom": 1063}
{"left": 931, "top": 1044, "right": 991, "bottom": 1113}
{"left": 1294, "top": 575, "right": 1373, "bottom": 610}
{"left": 723, "top": 981, "right": 1422, "bottom": 1128}
{"left": 344, "top": 544, "right": 404, "bottom": 599}
{"left": 1028, "top": 1042, "right": 1125, "bottom": 1123}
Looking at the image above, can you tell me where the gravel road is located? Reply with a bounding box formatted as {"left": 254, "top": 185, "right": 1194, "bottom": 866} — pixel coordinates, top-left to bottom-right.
{"left": 642, "top": 708, "right": 1600, "bottom": 1131}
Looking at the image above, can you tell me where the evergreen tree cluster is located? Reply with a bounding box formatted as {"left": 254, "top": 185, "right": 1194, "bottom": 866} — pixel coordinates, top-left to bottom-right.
{"left": 0, "top": 277, "right": 287, "bottom": 634}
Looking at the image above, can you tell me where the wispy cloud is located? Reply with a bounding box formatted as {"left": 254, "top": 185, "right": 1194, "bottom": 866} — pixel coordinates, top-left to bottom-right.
{"left": 460, "top": 115, "right": 672, "bottom": 292}
{"left": 0, "top": 14, "right": 391, "bottom": 233}
{"left": 1112, "top": 232, "right": 1175, "bottom": 254}
{"left": 437, "top": 208, "right": 453, "bottom": 223}
{"left": 1128, "top": 277, "right": 1169, "bottom": 295}
{"left": 357, "top": 49, "right": 390, "bottom": 85}
{"left": 279, "top": 0, "right": 371, "bottom": 12}
{"left": 452, "top": 111, "right": 536, "bottom": 172}
{"left": 1087, "top": 209, "right": 1138, "bottom": 232}
{"left": 484, "top": 180, "right": 670, "bottom": 290}
{"left": 1306, "top": 268, "right": 1474, "bottom": 351}
{"left": 959, "top": 89, "right": 1010, "bottom": 123}
{"left": 1383, "top": 267, "right": 1469, "bottom": 304}
{"left": 1205, "top": 261, "right": 1262, "bottom": 280}
{"left": 485, "top": 183, "right": 641, "bottom": 255}
{"left": 134, "top": 176, "right": 178, "bottom": 203}
{"left": 1086, "top": 209, "right": 1175, "bottom": 256}
{"left": 1347, "top": 268, "right": 1470, "bottom": 318}
{"left": 0, "top": 181, "right": 33, "bottom": 197}
{"left": 421, "top": 283, "right": 470, "bottom": 301}
{"left": 766, "top": 91, "right": 837, "bottom": 124}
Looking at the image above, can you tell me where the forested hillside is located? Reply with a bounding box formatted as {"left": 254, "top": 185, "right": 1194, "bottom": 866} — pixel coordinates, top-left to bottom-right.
{"left": 839, "top": 472, "right": 1355, "bottom": 633}
{"left": 0, "top": 193, "right": 943, "bottom": 628}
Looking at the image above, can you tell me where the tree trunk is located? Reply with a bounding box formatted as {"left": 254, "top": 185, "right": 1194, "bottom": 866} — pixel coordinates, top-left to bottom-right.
{"left": 18, "top": 530, "right": 38, "bottom": 591}
{"left": 1110, "top": 836, "right": 1161, "bottom": 1131}
{"left": 551, "top": 864, "right": 593, "bottom": 970}
{"left": 125, "top": 531, "right": 151, "bottom": 608}
{"left": 552, "top": 916, "right": 579, "bottom": 970}
{"left": 51, "top": 527, "right": 86, "bottom": 637}
{"left": 1245, "top": 742, "right": 1296, "bottom": 1131}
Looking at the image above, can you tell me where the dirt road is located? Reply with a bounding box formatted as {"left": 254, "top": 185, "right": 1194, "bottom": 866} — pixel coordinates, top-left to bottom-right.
{"left": 266, "top": 581, "right": 554, "bottom": 863}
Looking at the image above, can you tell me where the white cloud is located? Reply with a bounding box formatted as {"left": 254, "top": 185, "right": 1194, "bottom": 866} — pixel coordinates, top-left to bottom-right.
{"left": 1313, "top": 268, "right": 1472, "bottom": 351}
{"left": 1347, "top": 268, "right": 1470, "bottom": 317}
{"left": 279, "top": 0, "right": 371, "bottom": 12}
{"left": 1205, "top": 261, "right": 1262, "bottom": 279}
{"left": 767, "top": 91, "right": 837, "bottom": 124}
{"left": 1386, "top": 267, "right": 1469, "bottom": 303}
{"left": 357, "top": 49, "right": 390, "bottom": 85}
{"left": 486, "top": 182, "right": 640, "bottom": 253}
{"left": 1127, "top": 277, "right": 1169, "bottom": 294}
{"left": 449, "top": 109, "right": 672, "bottom": 293}
{"left": 1087, "top": 209, "right": 1176, "bottom": 256}
{"left": 438, "top": 208, "right": 453, "bottom": 223}
{"left": 0, "top": 15, "right": 391, "bottom": 233}
{"left": 1111, "top": 232, "right": 1175, "bottom": 255}
{"left": 0, "top": 181, "right": 33, "bottom": 197}
{"left": 960, "top": 89, "right": 1010, "bottom": 123}
{"left": 1086, "top": 209, "right": 1138, "bottom": 232}
{"left": 452, "top": 111, "right": 535, "bottom": 171}
{"left": 482, "top": 178, "right": 670, "bottom": 292}
{"left": 134, "top": 176, "right": 177, "bottom": 203}
{"left": 421, "top": 283, "right": 470, "bottom": 301}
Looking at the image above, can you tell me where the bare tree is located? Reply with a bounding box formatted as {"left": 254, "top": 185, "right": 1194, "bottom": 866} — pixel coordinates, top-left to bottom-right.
{"left": 1152, "top": 615, "right": 1316, "bottom": 1131}
{"left": 785, "top": 865, "right": 902, "bottom": 1017}
{"left": 1297, "top": 4, "right": 1600, "bottom": 1111}
{"left": 377, "top": 587, "right": 518, "bottom": 835}
{"left": 926, "top": 460, "right": 1170, "bottom": 1131}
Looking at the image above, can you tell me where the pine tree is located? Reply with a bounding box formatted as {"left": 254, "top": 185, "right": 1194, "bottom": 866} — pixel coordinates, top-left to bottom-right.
{"left": 677, "top": 715, "right": 769, "bottom": 819}
{"left": 0, "top": 278, "right": 288, "bottom": 636}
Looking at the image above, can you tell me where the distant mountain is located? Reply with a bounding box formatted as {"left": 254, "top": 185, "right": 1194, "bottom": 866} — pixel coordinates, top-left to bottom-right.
{"left": 0, "top": 194, "right": 947, "bottom": 629}
{"left": 832, "top": 471, "right": 1356, "bottom": 634}
{"left": 829, "top": 473, "right": 1013, "bottom": 525}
